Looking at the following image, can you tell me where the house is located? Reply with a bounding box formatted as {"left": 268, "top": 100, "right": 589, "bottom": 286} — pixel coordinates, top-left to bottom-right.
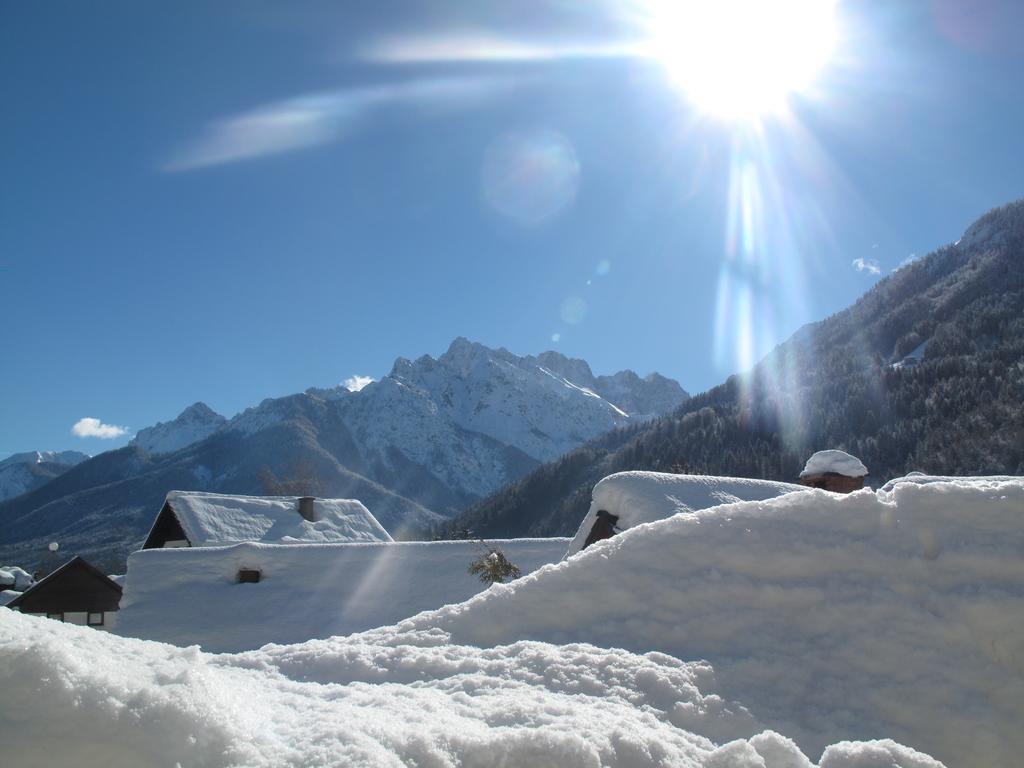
{"left": 6, "top": 556, "right": 123, "bottom": 630}
{"left": 112, "top": 490, "right": 568, "bottom": 651}
{"left": 142, "top": 491, "right": 394, "bottom": 549}
{"left": 798, "top": 449, "right": 868, "bottom": 493}
{"left": 115, "top": 537, "right": 570, "bottom": 652}
{"left": 567, "top": 471, "right": 806, "bottom": 556}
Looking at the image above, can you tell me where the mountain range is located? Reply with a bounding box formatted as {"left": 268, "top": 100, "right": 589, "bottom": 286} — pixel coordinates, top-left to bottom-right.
{"left": 0, "top": 451, "right": 90, "bottom": 503}
{"left": 6, "top": 200, "right": 1022, "bottom": 569}
{"left": 444, "top": 200, "right": 1024, "bottom": 539}
{"left": 0, "top": 341, "right": 687, "bottom": 570}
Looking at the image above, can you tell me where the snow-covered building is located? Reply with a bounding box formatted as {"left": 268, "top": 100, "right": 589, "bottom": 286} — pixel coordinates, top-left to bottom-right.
{"left": 6, "top": 556, "right": 122, "bottom": 630}
{"left": 116, "top": 537, "right": 570, "bottom": 651}
{"left": 798, "top": 449, "right": 869, "bottom": 493}
{"left": 142, "top": 491, "right": 393, "bottom": 549}
{"left": 567, "top": 472, "right": 805, "bottom": 556}
{"left": 117, "top": 489, "right": 569, "bottom": 651}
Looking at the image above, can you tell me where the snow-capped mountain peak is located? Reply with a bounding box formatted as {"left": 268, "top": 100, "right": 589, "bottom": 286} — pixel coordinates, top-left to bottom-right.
{"left": 0, "top": 450, "right": 89, "bottom": 502}
{"left": 131, "top": 402, "right": 227, "bottom": 455}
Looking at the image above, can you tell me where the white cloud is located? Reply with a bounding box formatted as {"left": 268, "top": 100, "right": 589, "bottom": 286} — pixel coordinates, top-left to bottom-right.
{"left": 852, "top": 258, "right": 881, "bottom": 275}
{"left": 163, "top": 77, "right": 514, "bottom": 172}
{"left": 342, "top": 375, "right": 375, "bottom": 392}
{"left": 71, "top": 417, "right": 128, "bottom": 439}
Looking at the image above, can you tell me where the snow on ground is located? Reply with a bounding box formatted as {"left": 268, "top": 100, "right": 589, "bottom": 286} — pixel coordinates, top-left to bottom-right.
{"left": 0, "top": 610, "right": 942, "bottom": 767}
{"left": 567, "top": 472, "right": 804, "bottom": 556}
{"left": 403, "top": 476, "right": 1024, "bottom": 767}
{"left": 877, "top": 472, "right": 1022, "bottom": 493}
{"left": 116, "top": 538, "right": 570, "bottom": 652}
{"left": 3, "top": 474, "right": 1018, "bottom": 767}
{"left": 799, "top": 450, "right": 868, "bottom": 478}
{"left": 159, "top": 490, "right": 393, "bottom": 546}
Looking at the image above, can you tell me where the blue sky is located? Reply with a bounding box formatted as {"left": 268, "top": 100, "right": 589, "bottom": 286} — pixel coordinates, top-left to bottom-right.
{"left": 2, "top": 0, "right": 1023, "bottom": 458}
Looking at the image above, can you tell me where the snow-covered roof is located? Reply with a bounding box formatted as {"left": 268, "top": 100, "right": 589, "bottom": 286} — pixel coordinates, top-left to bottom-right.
{"left": 799, "top": 449, "right": 868, "bottom": 478}
{"left": 566, "top": 472, "right": 805, "bottom": 557}
{"left": 159, "top": 491, "right": 393, "bottom": 547}
{"left": 116, "top": 538, "right": 570, "bottom": 651}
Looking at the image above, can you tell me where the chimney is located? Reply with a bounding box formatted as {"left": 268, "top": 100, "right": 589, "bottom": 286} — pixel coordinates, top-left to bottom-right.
{"left": 297, "top": 496, "right": 317, "bottom": 522}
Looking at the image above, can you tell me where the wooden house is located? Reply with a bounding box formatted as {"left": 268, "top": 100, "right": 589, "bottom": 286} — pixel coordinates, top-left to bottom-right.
{"left": 6, "top": 556, "right": 122, "bottom": 630}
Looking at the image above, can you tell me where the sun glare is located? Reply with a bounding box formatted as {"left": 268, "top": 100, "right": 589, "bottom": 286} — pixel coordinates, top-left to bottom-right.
{"left": 650, "top": 0, "right": 838, "bottom": 120}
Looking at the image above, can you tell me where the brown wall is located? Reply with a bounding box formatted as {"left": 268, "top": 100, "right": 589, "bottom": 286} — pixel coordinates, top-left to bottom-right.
{"left": 799, "top": 473, "right": 865, "bottom": 494}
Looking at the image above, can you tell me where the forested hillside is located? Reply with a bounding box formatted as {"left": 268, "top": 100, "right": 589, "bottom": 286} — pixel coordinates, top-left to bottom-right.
{"left": 445, "top": 200, "right": 1024, "bottom": 538}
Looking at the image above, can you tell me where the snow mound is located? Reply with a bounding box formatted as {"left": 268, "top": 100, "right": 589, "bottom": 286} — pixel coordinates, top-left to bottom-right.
{"left": 116, "top": 538, "right": 570, "bottom": 652}
{"left": 160, "top": 490, "right": 393, "bottom": 546}
{"left": 877, "top": 472, "right": 1022, "bottom": 494}
{"left": 567, "top": 472, "right": 804, "bottom": 556}
{"left": 799, "top": 450, "right": 868, "bottom": 478}
{"left": 0, "top": 564, "right": 34, "bottom": 591}
{"left": 399, "top": 476, "right": 1024, "bottom": 766}
{"left": 0, "top": 611, "right": 942, "bottom": 767}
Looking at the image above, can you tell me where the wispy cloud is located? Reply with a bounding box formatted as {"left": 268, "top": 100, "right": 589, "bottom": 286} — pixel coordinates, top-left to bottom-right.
{"left": 360, "top": 33, "right": 640, "bottom": 65}
{"left": 342, "top": 375, "right": 375, "bottom": 392}
{"left": 163, "top": 76, "right": 514, "bottom": 172}
{"left": 852, "top": 257, "right": 880, "bottom": 275}
{"left": 72, "top": 417, "right": 128, "bottom": 439}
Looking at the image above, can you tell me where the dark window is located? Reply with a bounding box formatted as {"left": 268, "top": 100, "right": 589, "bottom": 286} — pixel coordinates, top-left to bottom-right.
{"left": 46, "top": 612, "right": 64, "bottom": 621}
{"left": 87, "top": 612, "right": 104, "bottom": 626}
{"left": 237, "top": 568, "right": 261, "bottom": 583}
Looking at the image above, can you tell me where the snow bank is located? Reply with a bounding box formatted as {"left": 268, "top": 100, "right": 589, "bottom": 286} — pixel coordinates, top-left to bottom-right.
{"left": 0, "top": 589, "right": 20, "bottom": 606}
{"left": 0, "top": 564, "right": 34, "bottom": 591}
{"left": 0, "top": 611, "right": 942, "bottom": 767}
{"left": 117, "top": 538, "right": 570, "bottom": 652}
{"left": 403, "top": 476, "right": 1024, "bottom": 767}
{"left": 799, "top": 450, "right": 868, "bottom": 478}
{"left": 160, "top": 490, "right": 393, "bottom": 546}
{"left": 567, "top": 472, "right": 804, "bottom": 556}
{"left": 877, "top": 472, "right": 1022, "bottom": 494}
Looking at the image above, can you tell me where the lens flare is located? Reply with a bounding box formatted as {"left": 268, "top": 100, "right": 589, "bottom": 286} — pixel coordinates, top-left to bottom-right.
{"left": 481, "top": 129, "right": 580, "bottom": 226}
{"left": 649, "top": 0, "right": 838, "bottom": 120}
{"left": 560, "top": 296, "right": 588, "bottom": 325}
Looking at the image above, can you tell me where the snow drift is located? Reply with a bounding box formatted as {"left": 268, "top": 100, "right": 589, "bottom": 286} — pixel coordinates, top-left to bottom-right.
{"left": 0, "top": 610, "right": 942, "bottom": 767}
{"left": 403, "top": 475, "right": 1024, "bottom": 767}
{"left": 3, "top": 474, "right": 1019, "bottom": 766}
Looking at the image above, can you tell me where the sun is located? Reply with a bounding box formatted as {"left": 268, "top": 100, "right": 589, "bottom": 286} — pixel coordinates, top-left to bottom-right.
{"left": 648, "top": 0, "right": 838, "bottom": 120}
